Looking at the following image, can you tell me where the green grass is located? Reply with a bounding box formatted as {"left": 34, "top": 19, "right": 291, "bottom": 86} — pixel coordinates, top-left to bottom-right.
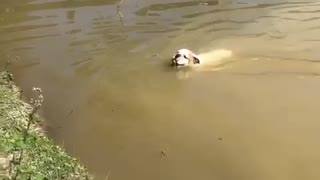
{"left": 0, "top": 71, "right": 92, "bottom": 180}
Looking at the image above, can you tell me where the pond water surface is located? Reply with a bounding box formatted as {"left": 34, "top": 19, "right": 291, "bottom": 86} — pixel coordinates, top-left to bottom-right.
{"left": 1, "top": 0, "right": 320, "bottom": 179}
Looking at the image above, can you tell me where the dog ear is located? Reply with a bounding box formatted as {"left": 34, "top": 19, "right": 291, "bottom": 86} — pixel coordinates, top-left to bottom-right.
{"left": 193, "top": 57, "right": 200, "bottom": 64}
{"left": 189, "top": 51, "right": 201, "bottom": 64}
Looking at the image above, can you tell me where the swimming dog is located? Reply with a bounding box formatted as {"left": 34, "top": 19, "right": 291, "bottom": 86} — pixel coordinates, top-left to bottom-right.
{"left": 171, "top": 49, "right": 201, "bottom": 66}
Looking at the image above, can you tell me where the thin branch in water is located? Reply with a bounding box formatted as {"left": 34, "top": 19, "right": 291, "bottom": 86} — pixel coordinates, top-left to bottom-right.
{"left": 116, "top": 0, "right": 125, "bottom": 26}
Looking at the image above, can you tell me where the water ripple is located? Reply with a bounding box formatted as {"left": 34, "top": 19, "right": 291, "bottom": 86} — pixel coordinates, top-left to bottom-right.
{"left": 182, "top": 1, "right": 315, "bottom": 19}
{"left": 287, "top": 9, "right": 320, "bottom": 14}
{"left": 184, "top": 20, "right": 259, "bottom": 31}
{"left": 302, "top": 17, "right": 320, "bottom": 22}
{"left": 0, "top": 33, "right": 59, "bottom": 44}
{"left": 0, "top": 23, "right": 57, "bottom": 34}
{"left": 135, "top": 1, "right": 218, "bottom": 16}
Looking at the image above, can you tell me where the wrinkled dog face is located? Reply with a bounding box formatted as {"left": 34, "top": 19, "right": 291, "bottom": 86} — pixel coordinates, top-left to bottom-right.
{"left": 172, "top": 49, "right": 200, "bottom": 66}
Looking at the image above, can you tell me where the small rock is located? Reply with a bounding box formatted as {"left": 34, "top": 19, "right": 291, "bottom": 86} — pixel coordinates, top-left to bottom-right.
{"left": 7, "top": 154, "right": 13, "bottom": 161}
{"left": 0, "top": 158, "right": 7, "bottom": 169}
{"left": 0, "top": 156, "right": 10, "bottom": 170}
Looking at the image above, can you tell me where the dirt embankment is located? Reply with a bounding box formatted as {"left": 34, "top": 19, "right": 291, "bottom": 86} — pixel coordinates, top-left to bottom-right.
{"left": 0, "top": 71, "right": 92, "bottom": 180}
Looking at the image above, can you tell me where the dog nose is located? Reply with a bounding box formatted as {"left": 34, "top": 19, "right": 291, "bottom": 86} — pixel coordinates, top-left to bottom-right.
{"left": 172, "top": 59, "right": 177, "bottom": 65}
{"left": 175, "top": 54, "right": 182, "bottom": 58}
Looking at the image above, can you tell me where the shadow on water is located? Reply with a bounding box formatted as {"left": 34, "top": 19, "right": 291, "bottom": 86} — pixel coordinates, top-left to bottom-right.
{"left": 2, "top": 0, "right": 320, "bottom": 180}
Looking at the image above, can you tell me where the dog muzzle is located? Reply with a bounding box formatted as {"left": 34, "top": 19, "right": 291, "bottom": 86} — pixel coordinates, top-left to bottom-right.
{"left": 172, "top": 54, "right": 189, "bottom": 66}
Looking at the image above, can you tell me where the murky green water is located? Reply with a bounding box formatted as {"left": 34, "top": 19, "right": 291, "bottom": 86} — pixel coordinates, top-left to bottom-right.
{"left": 1, "top": 0, "right": 320, "bottom": 179}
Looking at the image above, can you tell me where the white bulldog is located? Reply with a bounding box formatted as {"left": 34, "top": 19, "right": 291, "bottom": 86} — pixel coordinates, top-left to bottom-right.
{"left": 171, "top": 49, "right": 201, "bottom": 66}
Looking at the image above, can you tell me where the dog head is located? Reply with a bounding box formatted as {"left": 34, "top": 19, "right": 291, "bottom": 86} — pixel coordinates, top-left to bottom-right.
{"left": 172, "top": 49, "right": 201, "bottom": 66}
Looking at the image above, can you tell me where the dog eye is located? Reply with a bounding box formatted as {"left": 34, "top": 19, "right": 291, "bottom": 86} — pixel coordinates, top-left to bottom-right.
{"left": 183, "top": 55, "right": 188, "bottom": 59}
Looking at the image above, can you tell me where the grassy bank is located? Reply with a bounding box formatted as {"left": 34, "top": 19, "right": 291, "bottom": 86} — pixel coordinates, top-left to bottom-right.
{"left": 0, "top": 71, "right": 92, "bottom": 180}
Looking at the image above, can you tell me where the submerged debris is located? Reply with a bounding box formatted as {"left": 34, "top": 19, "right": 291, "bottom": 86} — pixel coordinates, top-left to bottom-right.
{"left": 161, "top": 150, "right": 167, "bottom": 157}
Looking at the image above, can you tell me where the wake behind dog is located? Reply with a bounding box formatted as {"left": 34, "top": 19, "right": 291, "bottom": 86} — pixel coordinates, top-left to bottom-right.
{"left": 193, "top": 49, "right": 233, "bottom": 71}
{"left": 174, "top": 48, "right": 233, "bottom": 79}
